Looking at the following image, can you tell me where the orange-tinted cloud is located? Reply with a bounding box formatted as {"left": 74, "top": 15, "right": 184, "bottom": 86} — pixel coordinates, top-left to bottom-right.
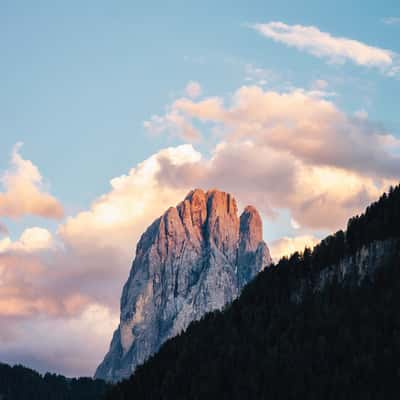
{"left": 59, "top": 145, "right": 199, "bottom": 252}
{"left": 169, "top": 86, "right": 400, "bottom": 179}
{"left": 0, "top": 303, "right": 118, "bottom": 376}
{"left": 0, "top": 146, "right": 198, "bottom": 319}
{"left": 0, "top": 146, "right": 201, "bottom": 375}
{"left": 152, "top": 86, "right": 399, "bottom": 230}
{"left": 270, "top": 235, "right": 320, "bottom": 261}
{"left": 0, "top": 227, "right": 54, "bottom": 253}
{"left": 0, "top": 143, "right": 63, "bottom": 219}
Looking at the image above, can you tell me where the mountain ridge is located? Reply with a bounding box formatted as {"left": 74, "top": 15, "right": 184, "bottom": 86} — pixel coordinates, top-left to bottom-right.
{"left": 0, "top": 362, "right": 109, "bottom": 400}
{"left": 105, "top": 184, "right": 400, "bottom": 399}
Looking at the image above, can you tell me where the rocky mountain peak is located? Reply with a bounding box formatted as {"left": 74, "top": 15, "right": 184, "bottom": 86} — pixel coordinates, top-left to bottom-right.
{"left": 95, "top": 189, "right": 272, "bottom": 382}
{"left": 240, "top": 205, "right": 263, "bottom": 253}
{"left": 181, "top": 188, "right": 207, "bottom": 230}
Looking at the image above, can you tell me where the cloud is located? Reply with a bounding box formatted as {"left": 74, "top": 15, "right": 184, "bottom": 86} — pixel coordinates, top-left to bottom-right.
{"left": 0, "top": 145, "right": 199, "bottom": 375}
{"left": 290, "top": 218, "right": 300, "bottom": 229}
{"left": 185, "top": 81, "right": 202, "bottom": 98}
{"left": 354, "top": 109, "right": 368, "bottom": 119}
{"left": 311, "top": 79, "right": 328, "bottom": 90}
{"left": 307, "top": 79, "right": 337, "bottom": 98}
{"left": 1, "top": 144, "right": 199, "bottom": 319}
{"left": 252, "top": 22, "right": 398, "bottom": 75}
{"left": 0, "top": 227, "right": 54, "bottom": 253}
{"left": 0, "top": 228, "right": 88, "bottom": 319}
{"left": 244, "top": 63, "right": 276, "bottom": 86}
{"left": 59, "top": 145, "right": 200, "bottom": 252}
{"left": 144, "top": 111, "right": 202, "bottom": 142}
{"left": 158, "top": 86, "right": 400, "bottom": 178}
{"left": 0, "top": 304, "right": 118, "bottom": 377}
{"left": 152, "top": 86, "right": 399, "bottom": 230}
{"left": 157, "top": 141, "right": 393, "bottom": 231}
{"left": 0, "top": 223, "right": 8, "bottom": 236}
{"left": 0, "top": 143, "right": 63, "bottom": 219}
{"left": 270, "top": 235, "right": 320, "bottom": 261}
{"left": 382, "top": 17, "right": 400, "bottom": 25}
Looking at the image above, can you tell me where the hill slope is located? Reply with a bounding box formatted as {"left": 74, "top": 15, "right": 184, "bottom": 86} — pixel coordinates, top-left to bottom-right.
{"left": 0, "top": 363, "right": 108, "bottom": 400}
{"left": 106, "top": 185, "right": 400, "bottom": 399}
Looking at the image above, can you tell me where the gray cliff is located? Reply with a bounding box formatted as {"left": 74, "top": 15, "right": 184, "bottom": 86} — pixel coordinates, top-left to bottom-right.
{"left": 291, "top": 239, "right": 399, "bottom": 304}
{"left": 95, "top": 189, "right": 272, "bottom": 381}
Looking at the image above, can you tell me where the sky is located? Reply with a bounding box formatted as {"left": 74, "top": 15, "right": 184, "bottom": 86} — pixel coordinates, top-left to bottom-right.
{"left": 0, "top": 0, "right": 399, "bottom": 377}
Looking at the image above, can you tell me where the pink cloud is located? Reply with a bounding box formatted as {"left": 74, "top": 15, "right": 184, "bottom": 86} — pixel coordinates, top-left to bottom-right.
{"left": 0, "top": 223, "right": 8, "bottom": 236}
{"left": 0, "top": 143, "right": 63, "bottom": 219}
{"left": 0, "top": 146, "right": 200, "bottom": 375}
{"left": 0, "top": 145, "right": 199, "bottom": 319}
{"left": 185, "top": 81, "right": 202, "bottom": 98}
{"left": 153, "top": 86, "right": 399, "bottom": 230}
{"left": 0, "top": 304, "right": 118, "bottom": 377}
{"left": 269, "top": 235, "right": 320, "bottom": 261}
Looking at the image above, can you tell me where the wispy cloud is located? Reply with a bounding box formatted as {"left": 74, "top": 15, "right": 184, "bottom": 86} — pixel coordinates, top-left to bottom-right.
{"left": 244, "top": 63, "right": 276, "bottom": 86}
{"left": 152, "top": 85, "right": 399, "bottom": 230}
{"left": 382, "top": 17, "right": 400, "bottom": 25}
{"left": 251, "top": 22, "right": 398, "bottom": 76}
{"left": 185, "top": 81, "right": 202, "bottom": 99}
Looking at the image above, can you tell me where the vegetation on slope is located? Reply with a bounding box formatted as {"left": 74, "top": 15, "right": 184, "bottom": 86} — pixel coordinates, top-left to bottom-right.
{"left": 0, "top": 363, "right": 109, "bottom": 400}
{"left": 106, "top": 185, "right": 400, "bottom": 399}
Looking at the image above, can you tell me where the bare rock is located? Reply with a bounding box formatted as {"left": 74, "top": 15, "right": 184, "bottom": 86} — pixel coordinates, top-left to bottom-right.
{"left": 95, "top": 189, "right": 271, "bottom": 382}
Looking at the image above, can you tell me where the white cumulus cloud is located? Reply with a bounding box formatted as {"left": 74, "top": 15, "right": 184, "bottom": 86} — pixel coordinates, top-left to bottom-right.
{"left": 0, "top": 143, "right": 63, "bottom": 219}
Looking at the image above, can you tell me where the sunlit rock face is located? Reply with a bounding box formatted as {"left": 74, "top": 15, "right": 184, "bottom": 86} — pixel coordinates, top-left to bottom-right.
{"left": 95, "top": 189, "right": 271, "bottom": 382}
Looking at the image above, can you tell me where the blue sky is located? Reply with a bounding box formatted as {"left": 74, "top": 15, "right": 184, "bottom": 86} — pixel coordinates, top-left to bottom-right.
{"left": 1, "top": 0, "right": 399, "bottom": 211}
{"left": 0, "top": 0, "right": 400, "bottom": 376}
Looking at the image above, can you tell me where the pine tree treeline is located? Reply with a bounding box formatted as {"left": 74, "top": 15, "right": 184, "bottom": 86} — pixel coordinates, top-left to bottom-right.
{"left": 0, "top": 363, "right": 109, "bottom": 400}
{"left": 302, "top": 185, "right": 400, "bottom": 273}
{"left": 105, "top": 184, "right": 400, "bottom": 400}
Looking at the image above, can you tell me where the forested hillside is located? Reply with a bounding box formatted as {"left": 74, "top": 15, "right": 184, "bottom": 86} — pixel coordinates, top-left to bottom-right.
{"left": 0, "top": 363, "right": 109, "bottom": 400}
{"left": 105, "top": 185, "right": 400, "bottom": 399}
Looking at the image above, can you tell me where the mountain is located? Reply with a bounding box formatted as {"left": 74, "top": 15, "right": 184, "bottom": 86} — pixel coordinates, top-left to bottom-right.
{"left": 0, "top": 362, "right": 108, "bottom": 400}
{"left": 95, "top": 189, "right": 271, "bottom": 382}
{"left": 105, "top": 185, "right": 400, "bottom": 399}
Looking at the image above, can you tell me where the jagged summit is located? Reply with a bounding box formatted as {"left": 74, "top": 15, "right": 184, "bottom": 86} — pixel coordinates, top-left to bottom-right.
{"left": 95, "top": 189, "right": 271, "bottom": 382}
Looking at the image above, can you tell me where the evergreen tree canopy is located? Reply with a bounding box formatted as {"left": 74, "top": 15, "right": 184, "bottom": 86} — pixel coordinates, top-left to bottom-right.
{"left": 0, "top": 363, "right": 109, "bottom": 400}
